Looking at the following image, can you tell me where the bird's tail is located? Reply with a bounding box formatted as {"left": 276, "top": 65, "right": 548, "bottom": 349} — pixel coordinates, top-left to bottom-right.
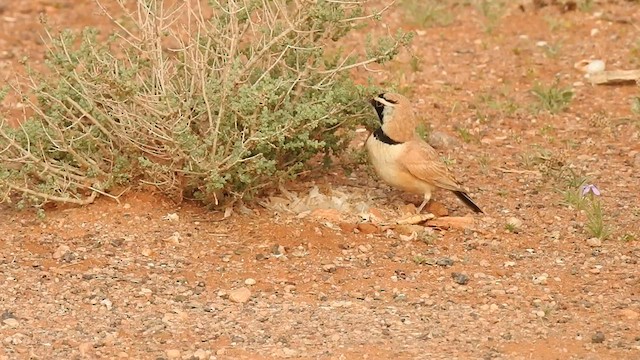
{"left": 453, "top": 191, "right": 483, "bottom": 213}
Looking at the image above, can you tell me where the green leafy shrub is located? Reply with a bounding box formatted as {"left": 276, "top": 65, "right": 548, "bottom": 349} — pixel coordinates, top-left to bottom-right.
{"left": 0, "top": 0, "right": 412, "bottom": 208}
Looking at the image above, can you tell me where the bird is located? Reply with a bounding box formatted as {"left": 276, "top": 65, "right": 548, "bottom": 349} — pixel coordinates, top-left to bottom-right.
{"left": 365, "top": 92, "right": 483, "bottom": 214}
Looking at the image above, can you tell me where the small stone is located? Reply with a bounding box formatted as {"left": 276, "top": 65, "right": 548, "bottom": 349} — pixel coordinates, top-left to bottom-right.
{"left": 193, "top": 349, "right": 208, "bottom": 359}
{"left": 357, "top": 223, "right": 379, "bottom": 234}
{"left": 229, "top": 287, "right": 252, "bottom": 303}
{"left": 427, "top": 216, "right": 475, "bottom": 230}
{"left": 436, "top": 258, "right": 454, "bottom": 267}
{"left": 244, "top": 278, "right": 256, "bottom": 286}
{"left": 424, "top": 202, "right": 449, "bottom": 217}
{"left": 310, "top": 208, "right": 342, "bottom": 222}
{"left": 52, "top": 245, "right": 70, "bottom": 260}
{"left": 532, "top": 273, "right": 548, "bottom": 285}
{"left": 451, "top": 272, "right": 469, "bottom": 285}
{"left": 620, "top": 309, "right": 639, "bottom": 320}
{"left": 586, "top": 238, "right": 602, "bottom": 247}
{"left": 78, "top": 342, "right": 93, "bottom": 356}
{"left": 322, "top": 264, "right": 337, "bottom": 273}
{"left": 506, "top": 217, "right": 523, "bottom": 232}
{"left": 592, "top": 331, "right": 605, "bottom": 344}
{"left": 428, "top": 131, "right": 460, "bottom": 149}
{"left": 163, "top": 213, "right": 179, "bottom": 222}
{"left": 338, "top": 222, "right": 357, "bottom": 233}
{"left": 166, "top": 349, "right": 181, "bottom": 359}
{"left": 2, "top": 318, "right": 18, "bottom": 328}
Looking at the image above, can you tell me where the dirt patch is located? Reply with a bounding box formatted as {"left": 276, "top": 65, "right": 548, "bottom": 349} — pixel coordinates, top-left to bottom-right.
{"left": 1, "top": 1, "right": 640, "bottom": 359}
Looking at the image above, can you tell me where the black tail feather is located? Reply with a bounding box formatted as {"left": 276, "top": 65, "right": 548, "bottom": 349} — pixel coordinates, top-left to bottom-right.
{"left": 453, "top": 191, "right": 483, "bottom": 213}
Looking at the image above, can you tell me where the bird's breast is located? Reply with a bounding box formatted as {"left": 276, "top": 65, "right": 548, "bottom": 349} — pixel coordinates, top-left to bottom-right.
{"left": 365, "top": 135, "right": 435, "bottom": 195}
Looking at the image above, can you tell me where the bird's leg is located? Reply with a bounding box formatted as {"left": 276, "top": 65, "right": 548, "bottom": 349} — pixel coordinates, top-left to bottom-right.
{"left": 416, "top": 193, "right": 431, "bottom": 213}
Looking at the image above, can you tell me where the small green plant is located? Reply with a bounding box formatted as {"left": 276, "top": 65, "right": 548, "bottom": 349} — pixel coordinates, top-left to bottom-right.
{"left": 620, "top": 233, "right": 636, "bottom": 242}
{"left": 558, "top": 169, "right": 588, "bottom": 209}
{"left": 475, "top": 0, "right": 506, "bottom": 33}
{"left": 416, "top": 123, "right": 432, "bottom": 141}
{"left": 542, "top": 42, "right": 563, "bottom": 58}
{"left": 401, "top": 0, "right": 455, "bottom": 28}
{"left": 578, "top": 0, "right": 594, "bottom": 12}
{"left": 504, "top": 223, "right": 518, "bottom": 233}
{"left": 409, "top": 56, "right": 422, "bottom": 73}
{"left": 531, "top": 82, "right": 574, "bottom": 113}
{"left": 631, "top": 97, "right": 640, "bottom": 115}
{"left": 455, "top": 126, "right": 475, "bottom": 143}
{"left": 581, "top": 184, "right": 612, "bottom": 240}
{"left": 440, "top": 156, "right": 456, "bottom": 166}
{"left": 0, "top": 0, "right": 412, "bottom": 208}
{"left": 477, "top": 155, "right": 490, "bottom": 174}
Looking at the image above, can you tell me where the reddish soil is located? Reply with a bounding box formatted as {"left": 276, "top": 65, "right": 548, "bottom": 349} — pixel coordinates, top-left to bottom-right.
{"left": 1, "top": 1, "right": 639, "bottom": 359}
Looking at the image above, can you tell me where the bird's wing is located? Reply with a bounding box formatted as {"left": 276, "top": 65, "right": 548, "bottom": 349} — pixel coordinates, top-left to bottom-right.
{"left": 398, "top": 141, "right": 463, "bottom": 192}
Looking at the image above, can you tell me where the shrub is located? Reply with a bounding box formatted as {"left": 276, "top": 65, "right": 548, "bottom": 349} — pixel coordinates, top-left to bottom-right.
{"left": 0, "top": 0, "right": 412, "bottom": 208}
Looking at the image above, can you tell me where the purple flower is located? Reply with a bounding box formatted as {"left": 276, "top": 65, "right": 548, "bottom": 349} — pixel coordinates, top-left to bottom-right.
{"left": 580, "top": 184, "right": 601, "bottom": 197}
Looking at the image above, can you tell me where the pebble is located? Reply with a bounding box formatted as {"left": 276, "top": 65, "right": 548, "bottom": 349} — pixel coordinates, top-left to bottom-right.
{"left": 451, "top": 272, "right": 469, "bottom": 285}
{"left": 436, "top": 258, "right": 454, "bottom": 267}
{"left": 166, "top": 349, "right": 181, "bottom": 359}
{"left": 229, "top": 287, "right": 252, "bottom": 303}
{"left": 244, "top": 278, "right": 256, "bottom": 286}
{"left": 506, "top": 217, "right": 523, "bottom": 230}
{"left": 78, "top": 342, "right": 93, "bottom": 356}
{"left": 532, "top": 273, "right": 548, "bottom": 285}
{"left": 592, "top": 331, "right": 605, "bottom": 344}
{"left": 322, "top": 264, "right": 337, "bottom": 273}
{"left": 620, "top": 309, "right": 639, "bottom": 320}
{"left": 52, "top": 245, "right": 70, "bottom": 260}
{"left": 586, "top": 238, "right": 602, "bottom": 247}
{"left": 428, "top": 131, "right": 460, "bottom": 149}
{"left": 193, "top": 349, "right": 208, "bottom": 359}
{"left": 2, "top": 318, "right": 18, "bottom": 328}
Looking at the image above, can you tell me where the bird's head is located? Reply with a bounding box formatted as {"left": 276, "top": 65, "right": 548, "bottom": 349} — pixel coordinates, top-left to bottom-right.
{"left": 369, "top": 92, "right": 419, "bottom": 142}
{"left": 370, "top": 92, "right": 410, "bottom": 125}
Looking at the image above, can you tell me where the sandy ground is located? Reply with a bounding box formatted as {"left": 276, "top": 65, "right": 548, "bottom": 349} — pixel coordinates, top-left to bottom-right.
{"left": 1, "top": 1, "right": 639, "bottom": 359}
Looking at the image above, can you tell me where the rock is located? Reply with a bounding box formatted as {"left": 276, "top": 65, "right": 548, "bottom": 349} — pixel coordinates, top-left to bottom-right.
{"left": 52, "top": 245, "right": 70, "bottom": 260}
{"left": 338, "top": 222, "right": 357, "bottom": 233}
{"left": 451, "top": 272, "right": 469, "bottom": 285}
{"left": 322, "top": 264, "right": 337, "bottom": 273}
{"left": 398, "top": 204, "right": 418, "bottom": 216}
{"left": 586, "top": 238, "right": 602, "bottom": 247}
{"left": 310, "top": 208, "right": 342, "bottom": 222}
{"left": 163, "top": 213, "right": 179, "bottom": 222}
{"left": 394, "top": 224, "right": 425, "bottom": 236}
{"left": 193, "top": 349, "right": 208, "bottom": 360}
{"left": 78, "top": 342, "right": 93, "bottom": 356}
{"left": 244, "top": 278, "right": 256, "bottom": 286}
{"left": 436, "top": 258, "right": 454, "bottom": 267}
{"left": 427, "top": 216, "right": 475, "bottom": 230}
{"left": 620, "top": 309, "right": 639, "bottom": 320}
{"left": 592, "top": 331, "right": 605, "bottom": 344}
{"left": 166, "top": 349, "right": 181, "bottom": 359}
{"left": 367, "top": 208, "right": 386, "bottom": 221}
{"left": 425, "top": 202, "right": 449, "bottom": 217}
{"left": 532, "top": 273, "right": 548, "bottom": 285}
{"left": 2, "top": 318, "right": 18, "bottom": 328}
{"left": 506, "top": 217, "right": 523, "bottom": 231}
{"left": 428, "top": 131, "right": 460, "bottom": 149}
{"left": 229, "top": 287, "right": 252, "bottom": 303}
{"left": 357, "top": 223, "right": 379, "bottom": 234}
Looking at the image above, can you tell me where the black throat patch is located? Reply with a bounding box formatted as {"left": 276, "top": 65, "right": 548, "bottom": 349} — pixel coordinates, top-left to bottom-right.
{"left": 373, "top": 128, "right": 402, "bottom": 145}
